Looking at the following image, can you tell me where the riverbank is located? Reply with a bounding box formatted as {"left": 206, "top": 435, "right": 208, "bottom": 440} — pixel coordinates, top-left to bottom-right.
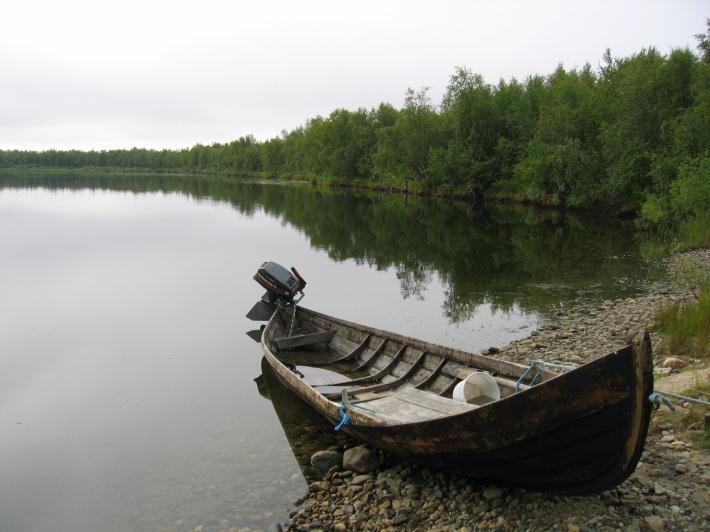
{"left": 0, "top": 166, "right": 595, "bottom": 210}
{"left": 3, "top": 167, "right": 708, "bottom": 253}
{"left": 284, "top": 249, "right": 709, "bottom": 531}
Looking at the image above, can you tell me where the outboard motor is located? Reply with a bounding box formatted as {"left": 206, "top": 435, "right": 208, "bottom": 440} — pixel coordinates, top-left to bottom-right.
{"left": 246, "top": 261, "right": 306, "bottom": 328}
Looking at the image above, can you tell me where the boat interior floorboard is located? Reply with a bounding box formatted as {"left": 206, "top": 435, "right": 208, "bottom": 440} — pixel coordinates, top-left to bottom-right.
{"left": 355, "top": 386, "right": 476, "bottom": 424}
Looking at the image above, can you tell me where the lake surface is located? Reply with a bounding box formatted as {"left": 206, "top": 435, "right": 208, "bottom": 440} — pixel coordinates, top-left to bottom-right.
{"left": 0, "top": 174, "right": 662, "bottom": 531}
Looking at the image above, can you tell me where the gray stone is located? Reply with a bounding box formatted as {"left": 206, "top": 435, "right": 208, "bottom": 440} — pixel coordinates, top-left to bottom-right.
{"left": 653, "top": 482, "right": 669, "bottom": 496}
{"left": 392, "top": 513, "right": 409, "bottom": 525}
{"left": 343, "top": 445, "right": 381, "bottom": 473}
{"left": 310, "top": 450, "right": 342, "bottom": 471}
{"left": 662, "top": 357, "right": 686, "bottom": 369}
{"left": 309, "top": 481, "right": 329, "bottom": 492}
{"left": 643, "top": 515, "right": 665, "bottom": 532}
{"left": 351, "top": 474, "right": 373, "bottom": 485}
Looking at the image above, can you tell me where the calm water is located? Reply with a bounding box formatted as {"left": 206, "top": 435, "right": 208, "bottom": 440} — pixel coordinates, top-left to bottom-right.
{"left": 0, "top": 175, "right": 661, "bottom": 531}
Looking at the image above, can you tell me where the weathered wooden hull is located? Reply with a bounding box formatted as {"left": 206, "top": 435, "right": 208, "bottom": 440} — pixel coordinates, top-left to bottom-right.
{"left": 260, "top": 306, "right": 653, "bottom": 494}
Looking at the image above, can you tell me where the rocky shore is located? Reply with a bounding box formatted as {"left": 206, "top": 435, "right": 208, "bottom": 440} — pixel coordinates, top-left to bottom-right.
{"left": 284, "top": 249, "right": 709, "bottom": 532}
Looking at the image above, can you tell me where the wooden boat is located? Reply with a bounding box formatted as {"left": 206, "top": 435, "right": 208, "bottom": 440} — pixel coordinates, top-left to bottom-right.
{"left": 248, "top": 262, "right": 653, "bottom": 494}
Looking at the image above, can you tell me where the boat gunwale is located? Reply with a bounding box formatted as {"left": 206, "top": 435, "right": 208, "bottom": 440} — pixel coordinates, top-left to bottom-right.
{"left": 261, "top": 307, "right": 640, "bottom": 429}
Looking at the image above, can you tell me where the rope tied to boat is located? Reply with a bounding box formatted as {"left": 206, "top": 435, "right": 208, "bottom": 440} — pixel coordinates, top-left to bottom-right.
{"left": 515, "top": 363, "right": 542, "bottom": 392}
{"left": 334, "top": 403, "right": 351, "bottom": 431}
{"left": 649, "top": 390, "right": 710, "bottom": 409}
{"left": 515, "top": 358, "right": 580, "bottom": 392}
{"left": 648, "top": 392, "right": 676, "bottom": 411}
{"left": 530, "top": 359, "right": 578, "bottom": 371}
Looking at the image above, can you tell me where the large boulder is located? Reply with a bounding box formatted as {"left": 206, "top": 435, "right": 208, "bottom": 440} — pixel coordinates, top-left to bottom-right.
{"left": 662, "top": 357, "right": 686, "bottom": 369}
{"left": 310, "top": 450, "right": 342, "bottom": 472}
{"left": 342, "top": 445, "right": 380, "bottom": 473}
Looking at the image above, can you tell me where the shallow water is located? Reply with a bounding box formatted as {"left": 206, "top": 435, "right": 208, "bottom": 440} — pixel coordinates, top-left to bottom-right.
{"left": 0, "top": 175, "right": 662, "bottom": 531}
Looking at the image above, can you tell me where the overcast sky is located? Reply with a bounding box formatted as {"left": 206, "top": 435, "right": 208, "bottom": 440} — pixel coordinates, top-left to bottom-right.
{"left": 1, "top": 0, "right": 707, "bottom": 150}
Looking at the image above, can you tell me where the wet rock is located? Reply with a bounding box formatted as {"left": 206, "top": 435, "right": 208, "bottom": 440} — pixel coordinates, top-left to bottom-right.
{"left": 311, "top": 450, "right": 342, "bottom": 472}
{"left": 343, "top": 445, "right": 381, "bottom": 473}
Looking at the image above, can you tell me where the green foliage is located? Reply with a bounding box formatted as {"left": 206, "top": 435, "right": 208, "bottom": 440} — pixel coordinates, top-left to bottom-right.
{"left": 675, "top": 214, "right": 710, "bottom": 251}
{"left": 638, "top": 194, "right": 669, "bottom": 229}
{"left": 671, "top": 156, "right": 710, "bottom": 219}
{"left": 655, "top": 285, "right": 710, "bottom": 359}
{"left": 372, "top": 88, "right": 443, "bottom": 181}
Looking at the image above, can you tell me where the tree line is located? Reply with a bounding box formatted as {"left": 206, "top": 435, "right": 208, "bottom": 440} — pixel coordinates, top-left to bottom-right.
{"left": 2, "top": 23, "right": 708, "bottom": 230}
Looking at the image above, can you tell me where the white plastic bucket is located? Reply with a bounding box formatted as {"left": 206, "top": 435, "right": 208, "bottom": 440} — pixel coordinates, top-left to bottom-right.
{"left": 452, "top": 372, "right": 501, "bottom": 404}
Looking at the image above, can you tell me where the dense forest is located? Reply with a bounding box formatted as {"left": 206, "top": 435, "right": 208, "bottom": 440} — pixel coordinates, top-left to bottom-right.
{"left": 2, "top": 24, "right": 708, "bottom": 234}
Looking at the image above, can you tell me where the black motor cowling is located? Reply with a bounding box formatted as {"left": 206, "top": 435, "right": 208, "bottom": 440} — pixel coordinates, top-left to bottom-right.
{"left": 246, "top": 262, "right": 306, "bottom": 323}
{"left": 254, "top": 261, "right": 305, "bottom": 301}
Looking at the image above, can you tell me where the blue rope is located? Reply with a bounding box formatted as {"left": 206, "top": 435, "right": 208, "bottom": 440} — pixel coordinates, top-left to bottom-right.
{"left": 515, "top": 362, "right": 541, "bottom": 392}
{"left": 529, "top": 371, "right": 541, "bottom": 386}
{"left": 334, "top": 403, "right": 351, "bottom": 431}
{"left": 515, "top": 366, "right": 532, "bottom": 392}
{"left": 648, "top": 392, "right": 676, "bottom": 411}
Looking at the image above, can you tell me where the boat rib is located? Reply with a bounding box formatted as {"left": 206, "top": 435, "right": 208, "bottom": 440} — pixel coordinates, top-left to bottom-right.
{"left": 314, "top": 344, "right": 407, "bottom": 387}
{"left": 325, "top": 350, "right": 429, "bottom": 400}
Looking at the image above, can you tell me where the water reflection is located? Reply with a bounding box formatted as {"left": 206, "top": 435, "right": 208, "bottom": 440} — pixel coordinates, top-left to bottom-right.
{"left": 256, "top": 358, "right": 349, "bottom": 483}
{"left": 0, "top": 173, "right": 661, "bottom": 320}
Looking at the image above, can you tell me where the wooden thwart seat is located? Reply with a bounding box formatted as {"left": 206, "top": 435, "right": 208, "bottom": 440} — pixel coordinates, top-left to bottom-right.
{"left": 274, "top": 330, "right": 336, "bottom": 350}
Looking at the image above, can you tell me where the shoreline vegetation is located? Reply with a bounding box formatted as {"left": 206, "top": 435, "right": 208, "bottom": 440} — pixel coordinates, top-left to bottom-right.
{"left": 2, "top": 23, "right": 709, "bottom": 249}
{"left": 2, "top": 164, "right": 706, "bottom": 253}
